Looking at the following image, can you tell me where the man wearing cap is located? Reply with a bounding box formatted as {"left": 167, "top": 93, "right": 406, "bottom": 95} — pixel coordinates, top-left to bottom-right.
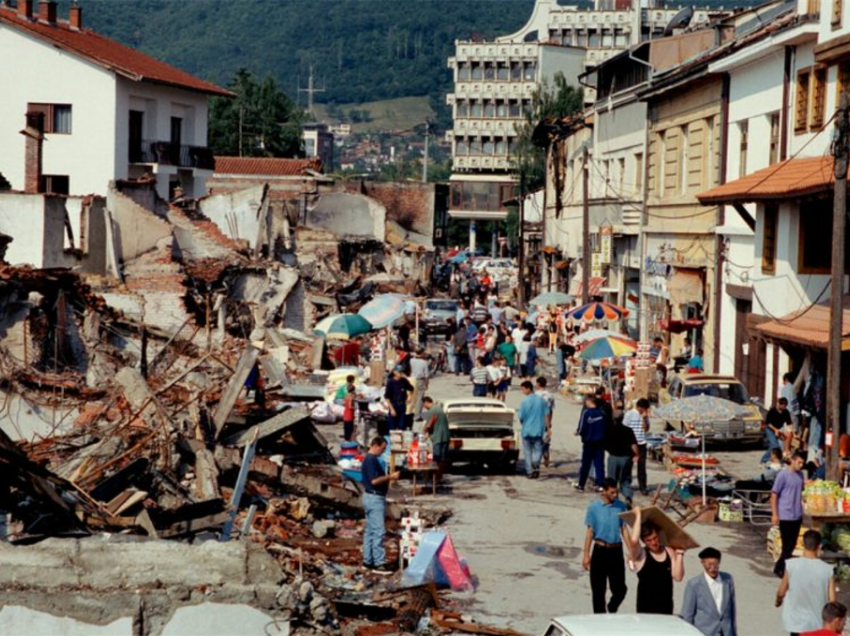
{"left": 681, "top": 547, "right": 737, "bottom": 636}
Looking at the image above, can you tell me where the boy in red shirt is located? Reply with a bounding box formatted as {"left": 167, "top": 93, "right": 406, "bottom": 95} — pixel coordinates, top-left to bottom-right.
{"left": 343, "top": 385, "right": 356, "bottom": 442}
{"left": 801, "top": 602, "right": 847, "bottom": 636}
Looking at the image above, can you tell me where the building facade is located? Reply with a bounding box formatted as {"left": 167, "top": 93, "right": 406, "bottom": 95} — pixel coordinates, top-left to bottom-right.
{"left": 0, "top": 0, "right": 228, "bottom": 200}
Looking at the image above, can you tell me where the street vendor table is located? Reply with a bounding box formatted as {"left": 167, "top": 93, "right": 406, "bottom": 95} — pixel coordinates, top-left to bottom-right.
{"left": 808, "top": 512, "right": 850, "bottom": 531}
{"left": 408, "top": 463, "right": 439, "bottom": 497}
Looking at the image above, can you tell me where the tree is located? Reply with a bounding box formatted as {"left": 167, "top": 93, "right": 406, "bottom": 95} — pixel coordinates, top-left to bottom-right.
{"left": 510, "top": 72, "right": 583, "bottom": 193}
{"left": 209, "top": 68, "right": 304, "bottom": 157}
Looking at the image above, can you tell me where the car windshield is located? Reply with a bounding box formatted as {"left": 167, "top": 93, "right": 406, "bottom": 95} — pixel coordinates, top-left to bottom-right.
{"left": 426, "top": 301, "right": 457, "bottom": 311}
{"left": 683, "top": 382, "right": 749, "bottom": 404}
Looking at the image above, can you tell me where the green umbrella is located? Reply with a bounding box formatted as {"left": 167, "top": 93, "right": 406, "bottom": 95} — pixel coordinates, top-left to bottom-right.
{"left": 529, "top": 291, "right": 574, "bottom": 306}
{"left": 314, "top": 313, "right": 372, "bottom": 340}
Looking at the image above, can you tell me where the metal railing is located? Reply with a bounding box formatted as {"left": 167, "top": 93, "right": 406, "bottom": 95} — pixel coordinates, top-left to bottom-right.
{"left": 128, "top": 140, "right": 215, "bottom": 170}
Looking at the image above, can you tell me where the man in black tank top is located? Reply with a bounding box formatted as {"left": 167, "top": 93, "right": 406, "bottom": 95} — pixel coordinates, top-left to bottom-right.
{"left": 627, "top": 508, "right": 686, "bottom": 614}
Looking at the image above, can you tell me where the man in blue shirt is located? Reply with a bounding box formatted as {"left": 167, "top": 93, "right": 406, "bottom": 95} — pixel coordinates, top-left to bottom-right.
{"left": 582, "top": 478, "right": 629, "bottom": 614}
{"left": 518, "top": 380, "right": 550, "bottom": 479}
{"left": 361, "top": 437, "right": 400, "bottom": 572}
{"left": 575, "top": 395, "right": 608, "bottom": 491}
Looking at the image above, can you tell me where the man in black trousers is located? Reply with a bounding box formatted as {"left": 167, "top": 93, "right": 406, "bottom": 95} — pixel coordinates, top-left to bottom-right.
{"left": 582, "top": 478, "right": 629, "bottom": 613}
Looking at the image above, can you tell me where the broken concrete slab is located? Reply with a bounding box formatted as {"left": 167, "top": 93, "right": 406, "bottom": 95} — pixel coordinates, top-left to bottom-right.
{"left": 0, "top": 606, "right": 134, "bottom": 636}
{"left": 221, "top": 406, "right": 311, "bottom": 448}
{"left": 211, "top": 345, "right": 259, "bottom": 438}
{"left": 159, "top": 602, "right": 290, "bottom": 636}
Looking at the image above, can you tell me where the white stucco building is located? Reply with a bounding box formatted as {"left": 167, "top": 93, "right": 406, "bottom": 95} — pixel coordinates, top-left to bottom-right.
{"left": 0, "top": 0, "right": 230, "bottom": 200}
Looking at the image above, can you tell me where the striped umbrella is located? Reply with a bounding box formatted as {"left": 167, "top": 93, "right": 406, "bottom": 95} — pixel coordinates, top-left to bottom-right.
{"left": 358, "top": 295, "right": 407, "bottom": 329}
{"left": 566, "top": 301, "right": 629, "bottom": 322}
{"left": 578, "top": 335, "right": 637, "bottom": 360}
{"left": 314, "top": 313, "right": 372, "bottom": 340}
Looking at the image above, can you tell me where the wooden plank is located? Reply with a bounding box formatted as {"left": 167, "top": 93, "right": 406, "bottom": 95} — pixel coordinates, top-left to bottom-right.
{"left": 618, "top": 505, "right": 701, "bottom": 551}
{"left": 158, "top": 512, "right": 230, "bottom": 539}
{"left": 221, "top": 406, "right": 311, "bottom": 447}
{"left": 211, "top": 345, "right": 259, "bottom": 439}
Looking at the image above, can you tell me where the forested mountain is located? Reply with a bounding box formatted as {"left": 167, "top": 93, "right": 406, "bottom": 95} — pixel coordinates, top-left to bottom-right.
{"left": 78, "top": 0, "right": 541, "bottom": 123}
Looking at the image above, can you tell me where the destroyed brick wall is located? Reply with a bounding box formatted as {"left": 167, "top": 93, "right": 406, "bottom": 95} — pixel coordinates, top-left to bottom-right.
{"left": 196, "top": 184, "right": 269, "bottom": 247}
{"left": 345, "top": 180, "right": 437, "bottom": 242}
{"left": 306, "top": 192, "right": 386, "bottom": 241}
{"left": 107, "top": 186, "right": 172, "bottom": 264}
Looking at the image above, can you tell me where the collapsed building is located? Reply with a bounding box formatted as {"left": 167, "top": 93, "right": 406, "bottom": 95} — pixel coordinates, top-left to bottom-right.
{"left": 0, "top": 155, "right": 476, "bottom": 635}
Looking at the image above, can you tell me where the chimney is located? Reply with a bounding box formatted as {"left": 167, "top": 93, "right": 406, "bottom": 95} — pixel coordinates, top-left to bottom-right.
{"left": 69, "top": 2, "right": 81, "bottom": 29}
{"left": 17, "top": 0, "right": 33, "bottom": 20}
{"left": 20, "top": 112, "right": 45, "bottom": 194}
{"left": 37, "top": 0, "right": 56, "bottom": 23}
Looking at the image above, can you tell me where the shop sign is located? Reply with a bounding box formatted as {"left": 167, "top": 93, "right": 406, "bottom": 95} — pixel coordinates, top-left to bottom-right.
{"left": 591, "top": 252, "right": 603, "bottom": 278}
{"left": 644, "top": 256, "right": 672, "bottom": 278}
{"left": 600, "top": 226, "right": 613, "bottom": 265}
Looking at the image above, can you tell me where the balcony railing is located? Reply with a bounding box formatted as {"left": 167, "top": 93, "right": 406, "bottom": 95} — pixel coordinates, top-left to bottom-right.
{"left": 129, "top": 140, "right": 215, "bottom": 170}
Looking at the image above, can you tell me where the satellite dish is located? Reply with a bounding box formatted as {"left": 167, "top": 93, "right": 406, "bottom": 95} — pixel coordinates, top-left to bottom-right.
{"left": 664, "top": 6, "right": 694, "bottom": 35}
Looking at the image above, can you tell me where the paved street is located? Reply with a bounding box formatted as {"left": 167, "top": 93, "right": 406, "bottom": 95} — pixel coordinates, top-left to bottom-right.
{"left": 412, "top": 356, "right": 782, "bottom": 636}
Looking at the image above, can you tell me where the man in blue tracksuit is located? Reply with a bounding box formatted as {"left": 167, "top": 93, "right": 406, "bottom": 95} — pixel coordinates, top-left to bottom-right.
{"left": 575, "top": 394, "right": 608, "bottom": 491}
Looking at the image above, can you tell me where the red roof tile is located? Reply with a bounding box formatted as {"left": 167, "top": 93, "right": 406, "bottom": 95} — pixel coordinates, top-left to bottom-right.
{"left": 757, "top": 296, "right": 850, "bottom": 350}
{"left": 0, "top": 6, "right": 230, "bottom": 96}
{"left": 697, "top": 156, "right": 834, "bottom": 204}
{"left": 214, "top": 156, "right": 323, "bottom": 177}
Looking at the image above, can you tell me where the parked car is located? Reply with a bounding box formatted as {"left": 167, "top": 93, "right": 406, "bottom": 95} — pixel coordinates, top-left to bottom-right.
{"left": 658, "top": 373, "right": 764, "bottom": 443}
{"left": 542, "top": 614, "right": 704, "bottom": 636}
{"left": 442, "top": 398, "right": 519, "bottom": 473}
{"left": 420, "top": 298, "right": 459, "bottom": 338}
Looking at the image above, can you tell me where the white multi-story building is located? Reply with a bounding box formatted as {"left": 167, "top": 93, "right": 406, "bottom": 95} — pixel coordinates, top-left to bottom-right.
{"left": 446, "top": 0, "right": 717, "bottom": 249}
{"left": 0, "top": 0, "right": 230, "bottom": 200}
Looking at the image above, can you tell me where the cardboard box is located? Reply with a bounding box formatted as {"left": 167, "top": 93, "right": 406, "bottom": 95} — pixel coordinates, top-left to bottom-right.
{"left": 618, "top": 505, "right": 700, "bottom": 551}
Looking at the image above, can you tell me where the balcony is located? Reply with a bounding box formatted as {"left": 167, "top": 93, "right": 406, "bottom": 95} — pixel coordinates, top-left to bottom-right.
{"left": 129, "top": 140, "right": 215, "bottom": 170}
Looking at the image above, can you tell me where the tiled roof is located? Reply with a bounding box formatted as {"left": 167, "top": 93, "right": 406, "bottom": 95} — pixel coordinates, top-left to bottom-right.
{"left": 214, "top": 156, "right": 323, "bottom": 177}
{"left": 757, "top": 297, "right": 850, "bottom": 350}
{"left": 696, "top": 156, "right": 834, "bottom": 205}
{"left": 0, "top": 6, "right": 230, "bottom": 96}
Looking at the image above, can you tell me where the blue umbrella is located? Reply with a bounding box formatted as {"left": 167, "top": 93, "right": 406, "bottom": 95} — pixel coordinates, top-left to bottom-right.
{"left": 358, "top": 295, "right": 407, "bottom": 329}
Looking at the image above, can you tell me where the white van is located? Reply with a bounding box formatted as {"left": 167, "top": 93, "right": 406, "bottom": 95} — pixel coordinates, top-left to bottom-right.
{"left": 542, "top": 614, "right": 704, "bottom": 636}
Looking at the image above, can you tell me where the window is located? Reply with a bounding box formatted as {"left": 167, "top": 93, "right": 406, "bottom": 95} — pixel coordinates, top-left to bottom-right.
{"left": 799, "top": 200, "right": 833, "bottom": 273}
{"left": 456, "top": 139, "right": 468, "bottom": 155}
{"left": 27, "top": 103, "right": 72, "bottom": 134}
{"left": 471, "top": 101, "right": 483, "bottom": 118}
{"left": 471, "top": 63, "right": 482, "bottom": 81}
{"left": 497, "top": 63, "right": 509, "bottom": 81}
{"left": 509, "top": 100, "right": 521, "bottom": 118}
{"left": 40, "top": 175, "right": 69, "bottom": 195}
{"left": 170, "top": 116, "right": 182, "bottom": 145}
{"left": 795, "top": 69, "right": 810, "bottom": 132}
{"left": 495, "top": 138, "right": 507, "bottom": 155}
{"left": 483, "top": 138, "right": 494, "bottom": 155}
{"left": 705, "top": 117, "right": 715, "bottom": 186}
{"left": 456, "top": 101, "right": 469, "bottom": 118}
{"left": 762, "top": 204, "right": 778, "bottom": 274}
{"left": 657, "top": 132, "right": 666, "bottom": 196}
{"left": 679, "top": 125, "right": 689, "bottom": 194}
{"left": 738, "top": 120, "right": 748, "bottom": 177}
{"left": 618, "top": 157, "right": 625, "bottom": 194}
{"left": 769, "top": 113, "right": 780, "bottom": 165}
{"left": 810, "top": 66, "right": 827, "bottom": 129}
{"left": 484, "top": 101, "right": 495, "bottom": 118}
{"left": 129, "top": 110, "right": 144, "bottom": 162}
{"left": 484, "top": 64, "right": 496, "bottom": 81}
{"left": 834, "top": 0, "right": 843, "bottom": 27}
{"left": 457, "top": 64, "right": 470, "bottom": 81}
{"left": 839, "top": 61, "right": 850, "bottom": 108}
{"left": 496, "top": 101, "right": 507, "bottom": 118}
{"left": 510, "top": 62, "right": 522, "bottom": 81}
{"left": 470, "top": 139, "right": 482, "bottom": 155}
{"left": 634, "top": 152, "right": 644, "bottom": 195}
{"left": 524, "top": 62, "right": 536, "bottom": 81}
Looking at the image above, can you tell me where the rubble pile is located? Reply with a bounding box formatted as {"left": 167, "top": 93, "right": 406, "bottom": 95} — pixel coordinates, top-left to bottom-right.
{"left": 0, "top": 179, "right": 520, "bottom": 635}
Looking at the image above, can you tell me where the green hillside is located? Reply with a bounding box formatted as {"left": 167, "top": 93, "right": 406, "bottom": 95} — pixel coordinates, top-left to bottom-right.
{"left": 313, "top": 96, "right": 435, "bottom": 133}
{"left": 76, "top": 0, "right": 539, "bottom": 126}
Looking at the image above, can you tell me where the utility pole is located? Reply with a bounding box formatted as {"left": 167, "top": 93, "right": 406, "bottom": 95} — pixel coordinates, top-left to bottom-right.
{"left": 518, "top": 172, "right": 526, "bottom": 305}
{"left": 238, "top": 105, "right": 243, "bottom": 158}
{"left": 581, "top": 145, "right": 590, "bottom": 305}
{"left": 422, "top": 122, "right": 430, "bottom": 183}
{"left": 298, "top": 65, "right": 325, "bottom": 115}
{"left": 828, "top": 92, "right": 849, "bottom": 480}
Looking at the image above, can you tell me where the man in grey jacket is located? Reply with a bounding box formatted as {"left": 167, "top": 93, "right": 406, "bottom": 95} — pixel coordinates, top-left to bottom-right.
{"left": 681, "top": 547, "right": 737, "bottom": 636}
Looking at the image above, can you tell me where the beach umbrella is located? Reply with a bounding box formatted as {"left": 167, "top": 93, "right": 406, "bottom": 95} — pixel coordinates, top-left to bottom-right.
{"left": 566, "top": 301, "right": 629, "bottom": 322}
{"left": 654, "top": 395, "right": 746, "bottom": 505}
{"left": 314, "top": 313, "right": 372, "bottom": 340}
{"left": 574, "top": 328, "right": 631, "bottom": 345}
{"left": 577, "top": 335, "right": 637, "bottom": 361}
{"left": 358, "top": 295, "right": 407, "bottom": 329}
{"left": 529, "top": 291, "right": 574, "bottom": 306}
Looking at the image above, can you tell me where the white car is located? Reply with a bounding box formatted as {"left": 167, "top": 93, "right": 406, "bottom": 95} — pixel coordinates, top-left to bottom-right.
{"left": 542, "top": 614, "right": 704, "bottom": 636}
{"left": 472, "top": 258, "right": 516, "bottom": 278}
{"left": 442, "top": 398, "right": 519, "bottom": 473}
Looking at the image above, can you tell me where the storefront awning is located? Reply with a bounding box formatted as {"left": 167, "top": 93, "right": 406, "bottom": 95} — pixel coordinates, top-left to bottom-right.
{"left": 667, "top": 269, "right": 704, "bottom": 305}
{"left": 696, "top": 156, "right": 834, "bottom": 205}
{"left": 660, "top": 319, "right": 705, "bottom": 334}
{"left": 756, "top": 298, "right": 850, "bottom": 350}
